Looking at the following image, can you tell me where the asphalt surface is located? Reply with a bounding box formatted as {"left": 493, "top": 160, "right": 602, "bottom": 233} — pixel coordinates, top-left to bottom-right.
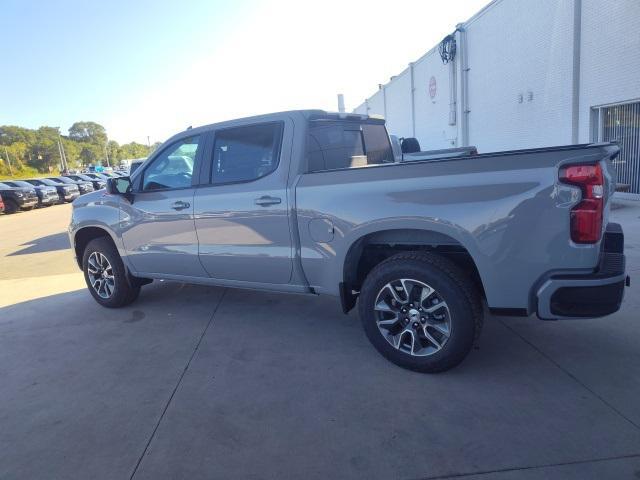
{"left": 1, "top": 201, "right": 640, "bottom": 479}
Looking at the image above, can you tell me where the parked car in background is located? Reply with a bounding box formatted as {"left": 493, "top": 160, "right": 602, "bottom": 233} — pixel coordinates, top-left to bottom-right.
{"left": 82, "top": 172, "right": 110, "bottom": 183}
{"left": 63, "top": 173, "right": 107, "bottom": 191}
{"left": 25, "top": 178, "right": 79, "bottom": 203}
{"left": 70, "top": 110, "right": 628, "bottom": 373}
{"left": 0, "top": 180, "right": 58, "bottom": 207}
{"left": 46, "top": 176, "right": 94, "bottom": 195}
{"left": 98, "top": 172, "right": 118, "bottom": 178}
{"left": 0, "top": 194, "right": 5, "bottom": 214}
{"left": 0, "top": 181, "right": 39, "bottom": 213}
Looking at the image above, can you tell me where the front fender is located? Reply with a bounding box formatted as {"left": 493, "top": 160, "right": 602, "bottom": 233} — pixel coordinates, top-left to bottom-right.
{"left": 69, "top": 191, "right": 130, "bottom": 269}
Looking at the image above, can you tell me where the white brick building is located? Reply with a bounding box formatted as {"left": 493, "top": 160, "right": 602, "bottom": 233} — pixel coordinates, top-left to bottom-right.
{"left": 354, "top": 0, "right": 640, "bottom": 196}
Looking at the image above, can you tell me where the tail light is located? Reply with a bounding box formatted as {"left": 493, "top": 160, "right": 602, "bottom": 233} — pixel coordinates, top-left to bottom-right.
{"left": 559, "top": 164, "right": 604, "bottom": 244}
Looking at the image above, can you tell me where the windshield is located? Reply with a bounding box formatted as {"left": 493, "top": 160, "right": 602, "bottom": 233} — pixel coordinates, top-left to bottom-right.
{"left": 54, "top": 177, "right": 74, "bottom": 184}
{"left": 25, "top": 179, "right": 45, "bottom": 186}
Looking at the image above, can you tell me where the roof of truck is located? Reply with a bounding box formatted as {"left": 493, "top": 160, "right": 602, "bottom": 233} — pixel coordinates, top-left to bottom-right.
{"left": 165, "top": 109, "right": 383, "bottom": 144}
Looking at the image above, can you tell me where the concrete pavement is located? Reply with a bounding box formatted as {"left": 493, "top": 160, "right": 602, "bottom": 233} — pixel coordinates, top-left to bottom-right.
{"left": 1, "top": 201, "right": 639, "bottom": 479}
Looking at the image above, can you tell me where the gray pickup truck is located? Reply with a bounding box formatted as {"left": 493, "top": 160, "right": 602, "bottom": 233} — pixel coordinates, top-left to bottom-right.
{"left": 69, "top": 110, "right": 628, "bottom": 372}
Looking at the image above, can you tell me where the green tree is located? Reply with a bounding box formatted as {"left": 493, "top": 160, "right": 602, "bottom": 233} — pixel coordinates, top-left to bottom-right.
{"left": 29, "top": 126, "right": 63, "bottom": 172}
{"left": 68, "top": 121, "right": 108, "bottom": 146}
{"left": 107, "top": 140, "right": 120, "bottom": 163}
{"left": 78, "top": 142, "right": 102, "bottom": 165}
{"left": 61, "top": 137, "right": 81, "bottom": 169}
{"left": 118, "top": 142, "right": 150, "bottom": 159}
{"left": 0, "top": 126, "right": 36, "bottom": 146}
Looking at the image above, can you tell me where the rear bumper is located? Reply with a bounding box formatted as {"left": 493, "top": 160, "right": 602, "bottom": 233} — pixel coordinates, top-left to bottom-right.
{"left": 536, "top": 223, "right": 628, "bottom": 320}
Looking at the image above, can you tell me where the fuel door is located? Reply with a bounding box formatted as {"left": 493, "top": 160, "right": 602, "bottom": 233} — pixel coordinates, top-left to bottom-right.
{"left": 309, "top": 217, "right": 334, "bottom": 243}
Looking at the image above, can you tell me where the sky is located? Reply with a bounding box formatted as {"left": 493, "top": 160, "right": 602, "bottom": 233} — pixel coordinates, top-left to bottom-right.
{"left": 0, "top": 0, "right": 489, "bottom": 145}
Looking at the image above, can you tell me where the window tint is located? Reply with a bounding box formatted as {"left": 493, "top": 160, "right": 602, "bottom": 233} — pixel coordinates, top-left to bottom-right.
{"left": 211, "top": 123, "right": 283, "bottom": 184}
{"left": 307, "top": 122, "right": 393, "bottom": 172}
{"left": 3, "top": 181, "right": 18, "bottom": 187}
{"left": 142, "top": 136, "right": 199, "bottom": 191}
{"left": 362, "top": 124, "right": 394, "bottom": 164}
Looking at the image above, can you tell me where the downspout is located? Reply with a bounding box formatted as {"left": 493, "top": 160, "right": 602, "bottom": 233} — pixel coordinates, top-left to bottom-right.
{"left": 571, "top": 0, "right": 582, "bottom": 144}
{"left": 456, "top": 23, "right": 470, "bottom": 147}
{"left": 409, "top": 62, "right": 416, "bottom": 137}
{"left": 448, "top": 53, "right": 457, "bottom": 128}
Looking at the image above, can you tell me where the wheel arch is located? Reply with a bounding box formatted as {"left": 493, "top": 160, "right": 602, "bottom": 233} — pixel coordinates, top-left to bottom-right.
{"left": 73, "top": 226, "right": 119, "bottom": 269}
{"left": 341, "top": 228, "right": 485, "bottom": 313}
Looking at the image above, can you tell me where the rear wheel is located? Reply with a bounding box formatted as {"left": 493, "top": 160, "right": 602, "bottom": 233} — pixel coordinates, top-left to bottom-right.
{"left": 82, "top": 237, "right": 140, "bottom": 308}
{"left": 358, "top": 252, "right": 483, "bottom": 373}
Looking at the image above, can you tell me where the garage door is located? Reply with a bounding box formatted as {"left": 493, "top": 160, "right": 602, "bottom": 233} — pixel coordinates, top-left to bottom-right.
{"left": 592, "top": 101, "right": 640, "bottom": 195}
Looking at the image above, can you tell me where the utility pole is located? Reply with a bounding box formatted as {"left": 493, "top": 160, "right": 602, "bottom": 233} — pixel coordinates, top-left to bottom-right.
{"left": 104, "top": 141, "right": 110, "bottom": 167}
{"left": 3, "top": 147, "right": 13, "bottom": 176}
{"left": 57, "top": 140, "right": 65, "bottom": 172}
{"left": 57, "top": 132, "right": 69, "bottom": 172}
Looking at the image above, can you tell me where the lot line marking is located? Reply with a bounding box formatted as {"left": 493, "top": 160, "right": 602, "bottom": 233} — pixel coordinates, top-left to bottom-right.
{"left": 128, "top": 288, "right": 228, "bottom": 480}
{"left": 412, "top": 452, "right": 640, "bottom": 480}
{"left": 497, "top": 317, "right": 640, "bottom": 432}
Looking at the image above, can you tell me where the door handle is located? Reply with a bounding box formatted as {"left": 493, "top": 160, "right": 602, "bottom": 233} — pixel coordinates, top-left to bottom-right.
{"left": 254, "top": 196, "right": 281, "bottom": 207}
{"left": 171, "top": 201, "right": 191, "bottom": 211}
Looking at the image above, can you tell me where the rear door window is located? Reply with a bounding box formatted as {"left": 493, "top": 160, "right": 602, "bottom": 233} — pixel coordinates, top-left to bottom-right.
{"left": 307, "top": 122, "right": 393, "bottom": 172}
{"left": 210, "top": 122, "right": 283, "bottom": 185}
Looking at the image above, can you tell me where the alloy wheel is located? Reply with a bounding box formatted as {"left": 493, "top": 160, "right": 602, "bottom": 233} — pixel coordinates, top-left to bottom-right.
{"left": 374, "top": 278, "right": 451, "bottom": 356}
{"left": 87, "top": 252, "right": 115, "bottom": 299}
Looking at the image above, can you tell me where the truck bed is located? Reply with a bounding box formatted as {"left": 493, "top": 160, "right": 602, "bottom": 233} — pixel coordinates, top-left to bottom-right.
{"left": 294, "top": 142, "right": 620, "bottom": 313}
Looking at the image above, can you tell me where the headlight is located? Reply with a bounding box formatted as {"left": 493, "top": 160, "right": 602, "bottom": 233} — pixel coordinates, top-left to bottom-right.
{"left": 15, "top": 192, "right": 23, "bottom": 197}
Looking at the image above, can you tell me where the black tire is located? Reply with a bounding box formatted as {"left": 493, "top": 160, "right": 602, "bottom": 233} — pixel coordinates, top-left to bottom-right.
{"left": 82, "top": 237, "right": 140, "bottom": 308}
{"left": 358, "top": 252, "right": 483, "bottom": 373}
{"left": 4, "top": 199, "right": 19, "bottom": 214}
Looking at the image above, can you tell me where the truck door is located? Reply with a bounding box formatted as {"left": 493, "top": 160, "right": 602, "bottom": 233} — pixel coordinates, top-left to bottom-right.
{"left": 120, "top": 135, "right": 208, "bottom": 278}
{"left": 193, "top": 120, "right": 293, "bottom": 284}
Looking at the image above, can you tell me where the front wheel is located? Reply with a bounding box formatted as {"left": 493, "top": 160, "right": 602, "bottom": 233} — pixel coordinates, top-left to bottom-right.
{"left": 358, "top": 252, "right": 483, "bottom": 373}
{"left": 4, "top": 199, "right": 19, "bottom": 214}
{"left": 82, "top": 237, "right": 140, "bottom": 308}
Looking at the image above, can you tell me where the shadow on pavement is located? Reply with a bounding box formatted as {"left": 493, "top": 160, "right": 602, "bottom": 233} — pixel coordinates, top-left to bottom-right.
{"left": 8, "top": 232, "right": 71, "bottom": 256}
{"left": 2, "top": 282, "right": 640, "bottom": 480}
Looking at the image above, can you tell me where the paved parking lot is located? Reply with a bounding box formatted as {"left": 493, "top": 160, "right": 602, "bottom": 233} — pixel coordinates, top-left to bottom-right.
{"left": 1, "top": 201, "right": 640, "bottom": 479}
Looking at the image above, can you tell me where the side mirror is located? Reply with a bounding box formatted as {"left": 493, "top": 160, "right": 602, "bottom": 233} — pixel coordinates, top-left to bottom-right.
{"left": 107, "top": 176, "right": 132, "bottom": 196}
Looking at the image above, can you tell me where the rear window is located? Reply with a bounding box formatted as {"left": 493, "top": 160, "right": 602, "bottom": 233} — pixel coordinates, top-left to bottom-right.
{"left": 307, "top": 121, "right": 394, "bottom": 172}
{"left": 210, "top": 122, "right": 283, "bottom": 184}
